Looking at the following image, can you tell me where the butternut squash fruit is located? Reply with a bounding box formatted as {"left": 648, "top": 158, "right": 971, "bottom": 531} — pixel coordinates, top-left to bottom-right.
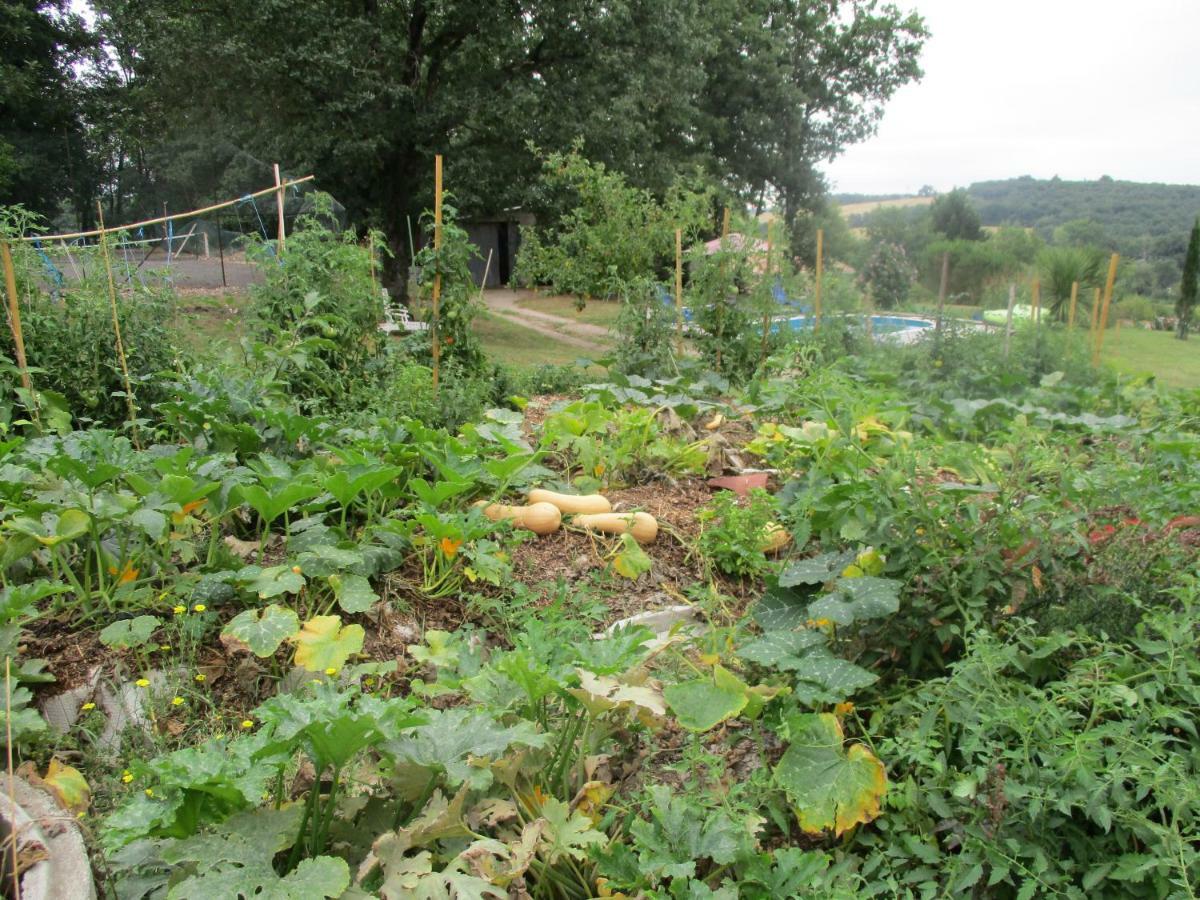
{"left": 759, "top": 522, "right": 791, "bottom": 554}
{"left": 574, "top": 511, "right": 658, "bottom": 543}
{"left": 477, "top": 501, "right": 562, "bottom": 535}
{"left": 527, "top": 489, "right": 612, "bottom": 515}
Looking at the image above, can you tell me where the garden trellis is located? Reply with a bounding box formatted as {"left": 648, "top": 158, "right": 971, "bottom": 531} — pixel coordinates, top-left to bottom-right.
{"left": 1, "top": 170, "right": 316, "bottom": 434}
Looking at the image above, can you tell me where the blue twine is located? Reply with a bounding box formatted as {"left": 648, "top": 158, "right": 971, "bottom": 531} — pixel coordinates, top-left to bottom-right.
{"left": 239, "top": 194, "right": 279, "bottom": 262}
{"left": 32, "top": 239, "right": 64, "bottom": 292}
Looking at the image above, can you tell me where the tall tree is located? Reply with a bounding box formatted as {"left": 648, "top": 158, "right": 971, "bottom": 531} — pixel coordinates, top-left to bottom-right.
{"left": 699, "top": 0, "right": 928, "bottom": 256}
{"left": 1178, "top": 218, "right": 1199, "bottom": 341}
{"left": 0, "top": 1, "right": 92, "bottom": 222}
{"left": 91, "top": 0, "right": 925, "bottom": 281}
{"left": 930, "top": 188, "right": 982, "bottom": 241}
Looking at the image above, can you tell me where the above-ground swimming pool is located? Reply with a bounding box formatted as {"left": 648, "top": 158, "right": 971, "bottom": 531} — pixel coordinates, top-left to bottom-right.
{"left": 773, "top": 314, "right": 935, "bottom": 340}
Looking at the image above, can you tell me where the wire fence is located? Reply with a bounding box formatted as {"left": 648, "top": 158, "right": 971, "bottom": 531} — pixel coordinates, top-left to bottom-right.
{"left": 20, "top": 175, "right": 345, "bottom": 293}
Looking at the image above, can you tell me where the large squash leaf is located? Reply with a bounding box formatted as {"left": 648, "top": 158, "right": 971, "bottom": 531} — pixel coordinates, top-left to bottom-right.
{"left": 221, "top": 605, "right": 299, "bottom": 657}
{"left": 291, "top": 615, "right": 364, "bottom": 672}
{"left": 663, "top": 665, "right": 748, "bottom": 732}
{"left": 773, "top": 712, "right": 886, "bottom": 837}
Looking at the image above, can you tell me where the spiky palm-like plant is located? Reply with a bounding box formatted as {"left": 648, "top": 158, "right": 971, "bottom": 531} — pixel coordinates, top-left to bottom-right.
{"left": 1037, "top": 246, "right": 1104, "bottom": 322}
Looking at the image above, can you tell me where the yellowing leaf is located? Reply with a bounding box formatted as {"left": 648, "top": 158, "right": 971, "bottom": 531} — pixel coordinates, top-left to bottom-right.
{"left": 773, "top": 712, "right": 886, "bottom": 837}
{"left": 572, "top": 669, "right": 666, "bottom": 727}
{"left": 43, "top": 758, "right": 90, "bottom": 814}
{"left": 292, "top": 615, "right": 364, "bottom": 672}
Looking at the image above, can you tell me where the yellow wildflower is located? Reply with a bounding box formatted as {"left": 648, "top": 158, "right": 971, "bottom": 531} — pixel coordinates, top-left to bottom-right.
{"left": 171, "top": 696, "right": 184, "bottom": 707}
{"left": 193, "top": 604, "right": 206, "bottom": 613}
{"left": 135, "top": 678, "right": 150, "bottom": 688}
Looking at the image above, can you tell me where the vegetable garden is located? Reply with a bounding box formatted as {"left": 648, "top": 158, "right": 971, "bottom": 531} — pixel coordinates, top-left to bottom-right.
{"left": 1, "top": 184, "right": 1199, "bottom": 900}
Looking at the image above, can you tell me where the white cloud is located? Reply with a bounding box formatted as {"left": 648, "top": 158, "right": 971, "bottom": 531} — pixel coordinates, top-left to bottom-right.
{"left": 823, "top": 0, "right": 1200, "bottom": 194}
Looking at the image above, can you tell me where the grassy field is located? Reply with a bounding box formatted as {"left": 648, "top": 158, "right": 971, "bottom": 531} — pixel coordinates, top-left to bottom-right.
{"left": 1101, "top": 327, "right": 1200, "bottom": 389}
{"left": 514, "top": 292, "right": 622, "bottom": 326}
{"left": 839, "top": 195, "right": 934, "bottom": 217}
{"left": 475, "top": 311, "right": 604, "bottom": 368}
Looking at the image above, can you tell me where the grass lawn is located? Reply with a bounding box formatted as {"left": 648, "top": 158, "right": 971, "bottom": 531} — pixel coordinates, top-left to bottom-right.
{"left": 514, "top": 292, "right": 621, "bottom": 327}
{"left": 475, "top": 311, "right": 605, "bottom": 368}
{"left": 1101, "top": 327, "right": 1200, "bottom": 389}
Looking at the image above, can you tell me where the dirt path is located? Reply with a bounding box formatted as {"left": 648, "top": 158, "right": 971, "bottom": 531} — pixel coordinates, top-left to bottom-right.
{"left": 483, "top": 288, "right": 611, "bottom": 350}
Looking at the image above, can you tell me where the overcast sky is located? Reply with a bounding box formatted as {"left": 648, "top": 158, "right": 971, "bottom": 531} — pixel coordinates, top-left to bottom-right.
{"left": 823, "top": 0, "right": 1200, "bottom": 196}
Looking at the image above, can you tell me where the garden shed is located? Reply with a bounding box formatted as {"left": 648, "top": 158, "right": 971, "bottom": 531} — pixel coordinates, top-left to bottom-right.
{"left": 463, "top": 210, "right": 533, "bottom": 288}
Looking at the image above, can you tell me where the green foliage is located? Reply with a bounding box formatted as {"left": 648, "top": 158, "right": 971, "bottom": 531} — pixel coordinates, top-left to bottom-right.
{"left": 697, "top": 489, "right": 779, "bottom": 578}
{"left": 613, "top": 278, "right": 680, "bottom": 378}
{"left": 246, "top": 196, "right": 382, "bottom": 411}
{"left": 859, "top": 242, "right": 915, "bottom": 310}
{"left": 517, "top": 147, "right": 711, "bottom": 302}
{"left": 930, "top": 189, "right": 982, "bottom": 241}
{"left": 1177, "top": 217, "right": 1198, "bottom": 339}
{"left": 1037, "top": 244, "right": 1104, "bottom": 320}
{"left": 866, "top": 597, "right": 1200, "bottom": 897}
{"left": 412, "top": 202, "right": 485, "bottom": 373}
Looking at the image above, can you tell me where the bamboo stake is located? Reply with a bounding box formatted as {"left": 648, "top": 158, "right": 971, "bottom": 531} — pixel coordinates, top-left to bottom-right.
{"left": 1, "top": 242, "right": 32, "bottom": 395}
{"left": 935, "top": 249, "right": 948, "bottom": 334}
{"left": 96, "top": 201, "right": 140, "bottom": 449}
{"left": 716, "top": 208, "right": 730, "bottom": 372}
{"left": 674, "top": 228, "right": 684, "bottom": 354}
{"left": 1088, "top": 287, "right": 1102, "bottom": 359}
{"left": 431, "top": 154, "right": 444, "bottom": 391}
{"left": 1067, "top": 281, "right": 1079, "bottom": 328}
{"left": 1031, "top": 278, "right": 1041, "bottom": 325}
{"left": 814, "top": 227, "right": 824, "bottom": 331}
{"left": 273, "top": 163, "right": 286, "bottom": 252}
{"left": 1003, "top": 283, "right": 1016, "bottom": 358}
{"left": 20, "top": 176, "right": 315, "bottom": 243}
{"left": 1092, "top": 253, "right": 1120, "bottom": 367}
{"left": 760, "top": 222, "right": 773, "bottom": 365}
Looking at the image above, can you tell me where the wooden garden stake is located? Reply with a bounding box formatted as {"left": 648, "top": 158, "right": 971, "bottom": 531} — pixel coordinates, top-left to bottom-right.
{"left": 935, "top": 249, "right": 948, "bottom": 334}
{"left": 1088, "top": 287, "right": 1102, "bottom": 360}
{"left": 1, "top": 242, "right": 32, "bottom": 396}
{"left": 1003, "top": 283, "right": 1016, "bottom": 358}
{"left": 760, "top": 222, "right": 773, "bottom": 365}
{"left": 273, "top": 163, "right": 286, "bottom": 251}
{"left": 815, "top": 227, "right": 824, "bottom": 330}
{"left": 431, "top": 154, "right": 444, "bottom": 390}
{"left": 96, "top": 201, "right": 141, "bottom": 449}
{"left": 1031, "top": 279, "right": 1041, "bottom": 325}
{"left": 1092, "top": 253, "right": 1120, "bottom": 367}
{"left": 1068, "top": 280, "right": 1079, "bottom": 328}
{"left": 674, "top": 228, "right": 684, "bottom": 353}
{"left": 716, "top": 208, "right": 730, "bottom": 371}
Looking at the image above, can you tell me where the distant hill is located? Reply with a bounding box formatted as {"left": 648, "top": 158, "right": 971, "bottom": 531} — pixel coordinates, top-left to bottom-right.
{"left": 966, "top": 176, "right": 1200, "bottom": 256}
